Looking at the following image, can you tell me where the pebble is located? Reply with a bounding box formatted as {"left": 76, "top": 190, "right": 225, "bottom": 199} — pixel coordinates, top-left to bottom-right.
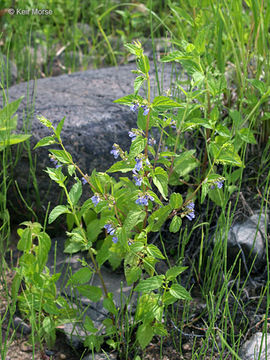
{"left": 59, "top": 354, "right": 67, "bottom": 359}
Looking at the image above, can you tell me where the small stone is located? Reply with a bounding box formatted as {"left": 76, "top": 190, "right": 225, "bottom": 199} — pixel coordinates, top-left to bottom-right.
{"left": 240, "top": 332, "right": 270, "bottom": 360}
{"left": 59, "top": 354, "right": 66, "bottom": 359}
{"left": 20, "top": 341, "right": 32, "bottom": 352}
{"left": 182, "top": 342, "right": 191, "bottom": 352}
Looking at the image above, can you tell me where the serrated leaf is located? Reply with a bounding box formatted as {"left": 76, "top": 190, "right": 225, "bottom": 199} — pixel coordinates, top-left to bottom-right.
{"left": 174, "top": 150, "right": 199, "bottom": 176}
{"left": 49, "top": 149, "right": 72, "bottom": 164}
{"left": 129, "top": 136, "right": 146, "bottom": 159}
{"left": 55, "top": 117, "right": 65, "bottom": 139}
{"left": 248, "top": 78, "right": 266, "bottom": 95}
{"left": 34, "top": 136, "right": 57, "bottom": 149}
{"left": 237, "top": 128, "right": 257, "bottom": 144}
{"left": 166, "top": 266, "right": 188, "bottom": 281}
{"left": 0, "top": 134, "right": 31, "bottom": 148}
{"left": 152, "top": 96, "right": 182, "bottom": 110}
{"left": 169, "top": 215, "right": 182, "bottom": 233}
{"left": 169, "top": 284, "right": 192, "bottom": 300}
{"left": 134, "top": 76, "right": 145, "bottom": 94}
{"left": 84, "top": 316, "right": 98, "bottom": 333}
{"left": 0, "top": 97, "right": 23, "bottom": 124}
{"left": 49, "top": 205, "right": 70, "bottom": 224}
{"left": 114, "top": 94, "right": 143, "bottom": 105}
{"left": 123, "top": 210, "right": 145, "bottom": 232}
{"left": 153, "top": 167, "right": 168, "bottom": 200}
{"left": 169, "top": 193, "right": 183, "bottom": 209}
{"left": 147, "top": 205, "right": 171, "bottom": 232}
{"left": 17, "top": 227, "right": 32, "bottom": 251}
{"left": 77, "top": 285, "right": 102, "bottom": 302}
{"left": 134, "top": 275, "right": 164, "bottom": 293}
{"left": 103, "top": 296, "right": 117, "bottom": 315}
{"left": 37, "top": 115, "right": 53, "bottom": 129}
{"left": 69, "top": 181, "right": 82, "bottom": 206}
{"left": 216, "top": 124, "right": 231, "bottom": 137}
{"left": 137, "top": 323, "right": 154, "bottom": 349}
{"left": 45, "top": 167, "right": 66, "bottom": 185}
{"left": 107, "top": 160, "right": 134, "bottom": 173}
{"left": 146, "top": 244, "right": 165, "bottom": 259}
{"left": 67, "top": 267, "right": 92, "bottom": 286}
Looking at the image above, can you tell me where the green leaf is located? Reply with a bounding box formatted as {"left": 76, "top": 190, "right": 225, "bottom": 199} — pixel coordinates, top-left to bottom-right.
{"left": 37, "top": 115, "right": 53, "bottom": 129}
{"left": 69, "top": 181, "right": 82, "bottom": 206}
{"left": 0, "top": 134, "right": 31, "bottom": 148}
{"left": 0, "top": 97, "right": 23, "bottom": 124}
{"left": 134, "top": 76, "right": 145, "bottom": 94}
{"left": 248, "top": 79, "right": 266, "bottom": 95}
{"left": 153, "top": 323, "right": 168, "bottom": 336}
{"left": 169, "top": 284, "right": 192, "bottom": 300}
{"left": 237, "top": 128, "right": 257, "bottom": 144}
{"left": 34, "top": 136, "right": 57, "bottom": 149}
{"left": 84, "top": 316, "right": 98, "bottom": 333}
{"left": 162, "top": 291, "right": 178, "bottom": 305}
{"left": 129, "top": 136, "right": 146, "bottom": 159}
{"left": 169, "top": 215, "right": 182, "bottom": 233}
{"left": 103, "top": 296, "right": 117, "bottom": 316}
{"left": 153, "top": 167, "right": 168, "bottom": 200}
{"left": 77, "top": 285, "right": 102, "bottom": 302}
{"left": 169, "top": 192, "right": 183, "bottom": 209}
{"left": 107, "top": 160, "right": 134, "bottom": 173}
{"left": 17, "top": 228, "right": 32, "bottom": 251}
{"left": 45, "top": 167, "right": 66, "bottom": 185}
{"left": 43, "top": 317, "right": 55, "bottom": 334}
{"left": 152, "top": 96, "right": 182, "bottom": 110}
{"left": 55, "top": 117, "right": 65, "bottom": 139}
{"left": 216, "top": 124, "right": 231, "bottom": 138}
{"left": 137, "top": 323, "right": 154, "bottom": 349}
{"left": 166, "top": 266, "right": 188, "bottom": 281}
{"left": 49, "top": 149, "right": 72, "bottom": 164}
{"left": 146, "top": 244, "right": 165, "bottom": 260}
{"left": 114, "top": 94, "right": 143, "bottom": 105}
{"left": 67, "top": 267, "right": 92, "bottom": 286}
{"left": 174, "top": 150, "right": 199, "bottom": 177}
{"left": 134, "top": 275, "right": 164, "bottom": 293}
{"left": 87, "top": 219, "right": 103, "bottom": 243}
{"left": 49, "top": 205, "right": 70, "bottom": 224}
{"left": 124, "top": 252, "right": 142, "bottom": 286}
{"left": 96, "top": 238, "right": 111, "bottom": 266}
{"left": 124, "top": 210, "right": 145, "bottom": 232}
{"left": 147, "top": 205, "right": 171, "bottom": 232}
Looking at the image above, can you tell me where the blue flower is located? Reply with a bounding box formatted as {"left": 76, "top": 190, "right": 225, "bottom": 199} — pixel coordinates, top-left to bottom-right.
{"left": 133, "top": 174, "right": 142, "bottom": 186}
{"left": 133, "top": 158, "right": 143, "bottom": 173}
{"left": 148, "top": 137, "right": 156, "bottom": 146}
{"left": 128, "top": 131, "right": 137, "bottom": 141}
{"left": 186, "top": 202, "right": 195, "bottom": 221}
{"left": 130, "top": 103, "right": 139, "bottom": 112}
{"left": 81, "top": 177, "right": 88, "bottom": 185}
{"left": 50, "top": 157, "right": 61, "bottom": 168}
{"left": 91, "top": 194, "right": 101, "bottom": 207}
{"left": 104, "top": 223, "right": 116, "bottom": 235}
{"left": 112, "top": 236, "right": 118, "bottom": 244}
{"left": 141, "top": 105, "right": 149, "bottom": 116}
{"left": 110, "top": 145, "right": 120, "bottom": 159}
{"left": 211, "top": 180, "right": 224, "bottom": 190}
{"left": 135, "top": 194, "right": 154, "bottom": 206}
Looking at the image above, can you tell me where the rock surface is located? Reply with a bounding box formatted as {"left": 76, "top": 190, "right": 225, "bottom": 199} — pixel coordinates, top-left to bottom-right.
{"left": 5, "top": 61, "right": 184, "bottom": 214}
{"left": 240, "top": 332, "right": 270, "bottom": 360}
{"left": 226, "top": 210, "right": 268, "bottom": 272}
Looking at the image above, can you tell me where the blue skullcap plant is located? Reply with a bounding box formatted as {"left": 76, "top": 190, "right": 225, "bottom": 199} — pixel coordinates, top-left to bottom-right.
{"left": 13, "top": 40, "right": 252, "bottom": 354}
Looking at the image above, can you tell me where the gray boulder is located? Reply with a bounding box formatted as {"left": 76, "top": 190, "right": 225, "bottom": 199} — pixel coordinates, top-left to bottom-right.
{"left": 225, "top": 211, "right": 268, "bottom": 273}
{"left": 5, "top": 62, "right": 184, "bottom": 213}
{"left": 240, "top": 332, "right": 270, "bottom": 360}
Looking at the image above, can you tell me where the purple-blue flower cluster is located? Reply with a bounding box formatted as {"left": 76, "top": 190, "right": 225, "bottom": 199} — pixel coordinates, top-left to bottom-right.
{"left": 211, "top": 180, "right": 224, "bottom": 189}
{"left": 50, "top": 157, "right": 62, "bottom": 168}
{"left": 186, "top": 202, "right": 195, "bottom": 221}
{"left": 91, "top": 194, "right": 101, "bottom": 207}
{"left": 133, "top": 174, "right": 143, "bottom": 186}
{"left": 104, "top": 223, "right": 118, "bottom": 243}
{"left": 135, "top": 194, "right": 154, "bottom": 206}
{"left": 133, "top": 158, "right": 143, "bottom": 173}
{"left": 130, "top": 103, "right": 149, "bottom": 116}
{"left": 81, "top": 177, "right": 88, "bottom": 185}
{"left": 128, "top": 131, "right": 137, "bottom": 141}
{"left": 110, "top": 145, "right": 120, "bottom": 159}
